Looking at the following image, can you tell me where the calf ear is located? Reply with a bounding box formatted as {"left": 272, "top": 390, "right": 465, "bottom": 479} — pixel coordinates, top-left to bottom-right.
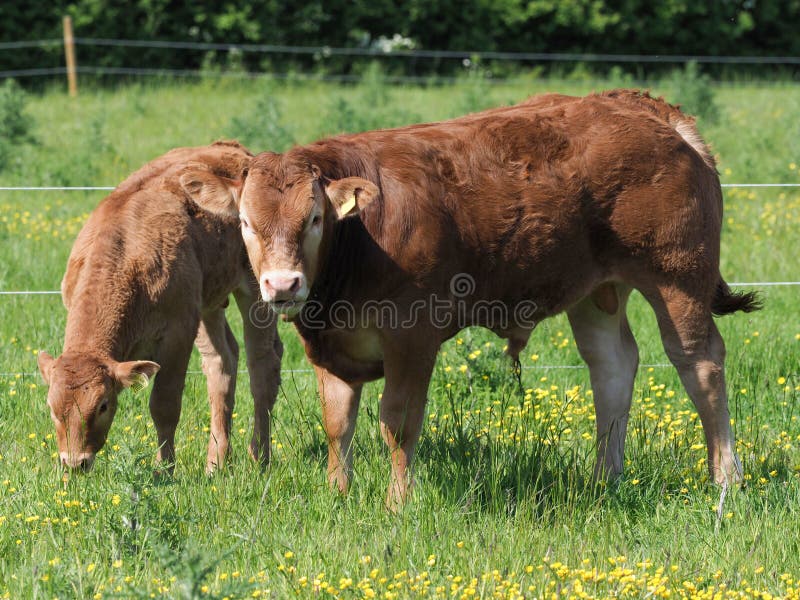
{"left": 113, "top": 361, "right": 161, "bottom": 392}
{"left": 179, "top": 162, "right": 243, "bottom": 217}
{"left": 38, "top": 351, "right": 55, "bottom": 385}
{"left": 324, "top": 177, "right": 379, "bottom": 219}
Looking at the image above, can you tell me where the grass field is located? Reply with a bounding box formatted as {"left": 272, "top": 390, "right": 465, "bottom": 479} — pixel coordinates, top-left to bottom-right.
{"left": 0, "top": 74, "right": 799, "bottom": 599}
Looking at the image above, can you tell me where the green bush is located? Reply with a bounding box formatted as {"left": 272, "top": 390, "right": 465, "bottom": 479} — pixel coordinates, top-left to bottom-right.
{"left": 1, "top": 1, "right": 798, "bottom": 80}
{"left": 455, "top": 64, "right": 495, "bottom": 115}
{"left": 0, "top": 79, "right": 34, "bottom": 172}
{"left": 666, "top": 61, "right": 721, "bottom": 125}
{"left": 320, "top": 63, "right": 421, "bottom": 136}
{"left": 227, "top": 85, "right": 296, "bottom": 153}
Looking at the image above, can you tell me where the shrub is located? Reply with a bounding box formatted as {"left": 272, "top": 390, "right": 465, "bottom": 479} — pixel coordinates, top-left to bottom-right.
{"left": 455, "top": 63, "right": 494, "bottom": 115}
{"left": 320, "top": 63, "right": 421, "bottom": 136}
{"left": 666, "top": 61, "right": 721, "bottom": 125}
{"left": 0, "top": 79, "right": 35, "bottom": 172}
{"left": 227, "top": 85, "right": 296, "bottom": 152}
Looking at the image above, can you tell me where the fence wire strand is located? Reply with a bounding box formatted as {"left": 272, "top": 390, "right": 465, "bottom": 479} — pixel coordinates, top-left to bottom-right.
{"left": 0, "top": 183, "right": 798, "bottom": 192}
{"left": 0, "top": 183, "right": 798, "bottom": 292}
{"left": 1, "top": 363, "right": 679, "bottom": 379}
{"left": 0, "top": 38, "right": 796, "bottom": 387}
{"left": 5, "top": 36, "right": 800, "bottom": 66}
{"left": 2, "top": 281, "right": 797, "bottom": 296}
{"left": 0, "top": 39, "right": 62, "bottom": 50}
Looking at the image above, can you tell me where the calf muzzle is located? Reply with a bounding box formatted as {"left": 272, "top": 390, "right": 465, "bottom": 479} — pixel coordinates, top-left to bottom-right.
{"left": 60, "top": 452, "right": 95, "bottom": 472}
{"left": 260, "top": 270, "right": 307, "bottom": 303}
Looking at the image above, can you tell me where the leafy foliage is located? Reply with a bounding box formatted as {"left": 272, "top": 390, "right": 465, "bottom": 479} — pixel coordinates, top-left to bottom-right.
{"left": 227, "top": 86, "right": 296, "bottom": 152}
{"left": 0, "top": 80, "right": 34, "bottom": 172}
{"left": 666, "top": 61, "right": 721, "bottom": 125}
{"left": 321, "top": 63, "right": 421, "bottom": 136}
{"left": 2, "top": 1, "right": 799, "bottom": 78}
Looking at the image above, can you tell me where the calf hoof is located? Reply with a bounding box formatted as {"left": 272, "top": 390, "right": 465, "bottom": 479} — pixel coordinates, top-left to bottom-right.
{"left": 206, "top": 445, "right": 231, "bottom": 474}
{"left": 327, "top": 471, "right": 350, "bottom": 495}
{"left": 711, "top": 454, "right": 743, "bottom": 486}
{"left": 385, "top": 478, "right": 414, "bottom": 512}
{"left": 153, "top": 464, "right": 175, "bottom": 482}
{"left": 591, "top": 462, "right": 623, "bottom": 487}
{"left": 205, "top": 457, "right": 227, "bottom": 475}
{"left": 248, "top": 441, "right": 270, "bottom": 469}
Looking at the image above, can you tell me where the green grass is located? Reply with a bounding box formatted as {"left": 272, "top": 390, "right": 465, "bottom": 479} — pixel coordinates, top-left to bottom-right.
{"left": 0, "top": 75, "right": 799, "bottom": 599}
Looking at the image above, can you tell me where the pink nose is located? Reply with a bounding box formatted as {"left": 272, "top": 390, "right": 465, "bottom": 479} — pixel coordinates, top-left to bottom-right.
{"left": 61, "top": 453, "right": 95, "bottom": 472}
{"left": 261, "top": 271, "right": 305, "bottom": 302}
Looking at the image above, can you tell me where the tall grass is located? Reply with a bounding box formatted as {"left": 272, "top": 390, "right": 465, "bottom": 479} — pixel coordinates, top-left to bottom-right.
{"left": 0, "top": 72, "right": 798, "bottom": 598}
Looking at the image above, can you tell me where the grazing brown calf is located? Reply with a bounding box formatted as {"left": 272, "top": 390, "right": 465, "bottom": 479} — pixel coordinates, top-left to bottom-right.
{"left": 38, "top": 141, "right": 282, "bottom": 473}
{"left": 185, "top": 90, "right": 758, "bottom": 507}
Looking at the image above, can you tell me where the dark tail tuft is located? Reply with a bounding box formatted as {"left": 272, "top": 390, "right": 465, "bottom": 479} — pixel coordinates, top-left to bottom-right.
{"left": 712, "top": 280, "right": 762, "bottom": 316}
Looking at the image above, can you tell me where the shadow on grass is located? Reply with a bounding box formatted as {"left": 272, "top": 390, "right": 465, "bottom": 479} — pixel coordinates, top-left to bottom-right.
{"left": 416, "top": 429, "right": 733, "bottom": 521}
{"left": 416, "top": 430, "right": 600, "bottom": 518}
{"left": 282, "top": 376, "right": 800, "bottom": 519}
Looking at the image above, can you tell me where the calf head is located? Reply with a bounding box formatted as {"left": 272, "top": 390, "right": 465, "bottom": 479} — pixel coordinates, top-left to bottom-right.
{"left": 181, "top": 152, "right": 378, "bottom": 317}
{"left": 38, "top": 351, "right": 159, "bottom": 471}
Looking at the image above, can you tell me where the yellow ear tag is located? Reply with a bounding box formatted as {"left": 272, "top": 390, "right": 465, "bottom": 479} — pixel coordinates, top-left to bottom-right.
{"left": 131, "top": 373, "right": 150, "bottom": 393}
{"left": 339, "top": 194, "right": 357, "bottom": 216}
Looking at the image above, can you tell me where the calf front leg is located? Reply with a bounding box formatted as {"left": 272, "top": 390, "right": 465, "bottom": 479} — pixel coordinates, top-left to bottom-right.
{"left": 150, "top": 331, "right": 195, "bottom": 472}
{"left": 196, "top": 309, "right": 239, "bottom": 473}
{"left": 380, "top": 340, "right": 438, "bottom": 510}
{"left": 315, "top": 366, "right": 362, "bottom": 493}
{"left": 234, "top": 285, "right": 282, "bottom": 466}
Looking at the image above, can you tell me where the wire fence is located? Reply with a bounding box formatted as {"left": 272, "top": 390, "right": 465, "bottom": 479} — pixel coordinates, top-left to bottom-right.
{"left": 2, "top": 281, "right": 796, "bottom": 297}
{"left": 1, "top": 66, "right": 442, "bottom": 84}
{"left": 3, "top": 37, "right": 800, "bottom": 65}
{"left": 2, "top": 37, "right": 800, "bottom": 86}
{"left": 0, "top": 181, "right": 794, "bottom": 377}
{"left": 0, "top": 39, "right": 62, "bottom": 51}
{"left": 5, "top": 66, "right": 800, "bottom": 88}
{"left": 0, "top": 40, "right": 795, "bottom": 386}
{"left": 1, "top": 363, "right": 680, "bottom": 380}
{"left": 0, "top": 181, "right": 798, "bottom": 294}
{"left": 0, "top": 186, "right": 115, "bottom": 191}
{"left": 1, "top": 183, "right": 799, "bottom": 192}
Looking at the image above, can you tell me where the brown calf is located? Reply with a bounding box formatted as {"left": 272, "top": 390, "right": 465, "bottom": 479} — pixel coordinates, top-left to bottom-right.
{"left": 38, "top": 141, "right": 282, "bottom": 473}
{"left": 186, "top": 91, "right": 758, "bottom": 507}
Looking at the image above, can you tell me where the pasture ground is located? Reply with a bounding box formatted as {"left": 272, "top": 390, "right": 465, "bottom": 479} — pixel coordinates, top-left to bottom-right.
{"left": 0, "top": 76, "right": 799, "bottom": 599}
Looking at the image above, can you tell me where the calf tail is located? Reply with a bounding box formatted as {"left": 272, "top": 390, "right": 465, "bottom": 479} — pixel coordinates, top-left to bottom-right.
{"left": 711, "top": 279, "right": 762, "bottom": 316}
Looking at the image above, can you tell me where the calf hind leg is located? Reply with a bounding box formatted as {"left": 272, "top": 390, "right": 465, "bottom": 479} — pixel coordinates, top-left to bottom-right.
{"left": 567, "top": 283, "right": 639, "bottom": 481}
{"left": 642, "top": 285, "right": 741, "bottom": 485}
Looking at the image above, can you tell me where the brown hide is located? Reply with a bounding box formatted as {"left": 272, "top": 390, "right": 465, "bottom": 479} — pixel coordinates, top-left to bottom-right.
{"left": 234, "top": 90, "right": 757, "bottom": 504}
{"left": 41, "top": 141, "right": 282, "bottom": 472}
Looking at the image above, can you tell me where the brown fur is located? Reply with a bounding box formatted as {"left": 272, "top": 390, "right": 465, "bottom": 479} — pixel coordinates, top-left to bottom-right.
{"left": 191, "top": 91, "right": 757, "bottom": 506}
{"left": 39, "top": 142, "right": 282, "bottom": 473}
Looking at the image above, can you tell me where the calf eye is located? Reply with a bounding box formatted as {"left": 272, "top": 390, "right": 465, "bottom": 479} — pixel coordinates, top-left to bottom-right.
{"left": 311, "top": 215, "right": 322, "bottom": 227}
{"left": 98, "top": 401, "right": 109, "bottom": 415}
{"left": 240, "top": 217, "right": 251, "bottom": 231}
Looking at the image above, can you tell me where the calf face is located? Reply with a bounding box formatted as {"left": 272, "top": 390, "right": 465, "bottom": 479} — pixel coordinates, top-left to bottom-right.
{"left": 38, "top": 351, "right": 159, "bottom": 470}
{"left": 232, "top": 155, "right": 378, "bottom": 316}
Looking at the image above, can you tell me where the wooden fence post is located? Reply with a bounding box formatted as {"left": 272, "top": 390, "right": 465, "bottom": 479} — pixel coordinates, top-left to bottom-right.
{"left": 63, "top": 16, "right": 78, "bottom": 97}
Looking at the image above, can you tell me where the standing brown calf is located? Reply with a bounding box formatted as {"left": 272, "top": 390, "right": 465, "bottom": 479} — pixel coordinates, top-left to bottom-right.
{"left": 185, "top": 91, "right": 758, "bottom": 507}
{"left": 38, "top": 141, "right": 282, "bottom": 473}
